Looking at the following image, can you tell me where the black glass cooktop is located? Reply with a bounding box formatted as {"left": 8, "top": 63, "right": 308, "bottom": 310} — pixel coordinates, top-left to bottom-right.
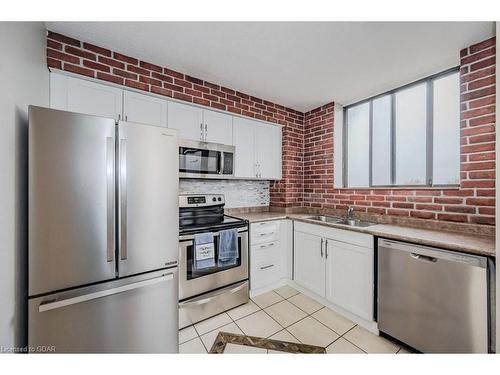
{"left": 179, "top": 215, "right": 247, "bottom": 235}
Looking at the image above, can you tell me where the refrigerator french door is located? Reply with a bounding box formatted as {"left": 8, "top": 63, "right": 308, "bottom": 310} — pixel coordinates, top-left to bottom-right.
{"left": 28, "top": 106, "right": 179, "bottom": 353}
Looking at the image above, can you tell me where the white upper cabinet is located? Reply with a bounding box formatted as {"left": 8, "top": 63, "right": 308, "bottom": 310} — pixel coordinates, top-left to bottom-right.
{"left": 50, "top": 73, "right": 122, "bottom": 120}
{"left": 123, "top": 90, "right": 167, "bottom": 127}
{"left": 233, "top": 117, "right": 257, "bottom": 178}
{"left": 256, "top": 123, "right": 282, "bottom": 179}
{"left": 167, "top": 101, "right": 204, "bottom": 141}
{"left": 233, "top": 116, "right": 282, "bottom": 180}
{"left": 203, "top": 110, "right": 232, "bottom": 144}
{"left": 168, "top": 101, "right": 233, "bottom": 145}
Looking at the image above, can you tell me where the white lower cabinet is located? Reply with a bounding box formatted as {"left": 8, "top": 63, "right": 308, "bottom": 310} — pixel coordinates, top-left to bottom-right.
{"left": 249, "top": 220, "right": 291, "bottom": 294}
{"left": 293, "top": 222, "right": 374, "bottom": 322}
{"left": 325, "top": 240, "right": 374, "bottom": 321}
{"left": 293, "top": 231, "right": 325, "bottom": 297}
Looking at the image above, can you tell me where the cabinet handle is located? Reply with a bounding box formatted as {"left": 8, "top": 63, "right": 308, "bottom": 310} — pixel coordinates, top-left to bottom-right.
{"left": 118, "top": 114, "right": 121, "bottom": 121}
{"left": 320, "top": 238, "right": 324, "bottom": 257}
{"left": 259, "top": 232, "right": 274, "bottom": 236}
{"left": 125, "top": 115, "right": 128, "bottom": 121}
{"left": 260, "top": 264, "right": 274, "bottom": 270}
{"left": 325, "top": 239, "right": 328, "bottom": 259}
{"left": 205, "top": 123, "right": 208, "bottom": 141}
{"left": 259, "top": 243, "right": 275, "bottom": 249}
{"left": 200, "top": 123, "right": 203, "bottom": 141}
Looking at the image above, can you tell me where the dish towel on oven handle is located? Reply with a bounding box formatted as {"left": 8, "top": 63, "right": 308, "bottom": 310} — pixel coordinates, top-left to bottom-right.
{"left": 218, "top": 228, "right": 239, "bottom": 266}
{"left": 194, "top": 232, "right": 216, "bottom": 270}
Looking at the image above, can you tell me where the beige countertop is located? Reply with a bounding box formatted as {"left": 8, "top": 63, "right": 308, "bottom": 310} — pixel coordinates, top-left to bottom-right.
{"left": 229, "top": 212, "right": 496, "bottom": 258}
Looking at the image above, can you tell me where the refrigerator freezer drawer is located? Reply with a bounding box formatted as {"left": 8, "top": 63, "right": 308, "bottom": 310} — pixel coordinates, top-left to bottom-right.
{"left": 378, "top": 239, "right": 491, "bottom": 353}
{"left": 29, "top": 269, "right": 178, "bottom": 353}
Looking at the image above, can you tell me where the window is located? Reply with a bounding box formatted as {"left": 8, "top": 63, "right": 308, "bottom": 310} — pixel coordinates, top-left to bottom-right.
{"left": 344, "top": 69, "right": 460, "bottom": 187}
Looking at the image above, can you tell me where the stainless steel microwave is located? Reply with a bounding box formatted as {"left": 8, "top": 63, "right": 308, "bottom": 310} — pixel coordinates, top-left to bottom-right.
{"left": 179, "top": 140, "right": 235, "bottom": 179}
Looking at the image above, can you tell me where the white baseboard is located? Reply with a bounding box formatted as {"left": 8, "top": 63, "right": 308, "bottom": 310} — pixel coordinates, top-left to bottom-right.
{"left": 249, "top": 278, "right": 287, "bottom": 298}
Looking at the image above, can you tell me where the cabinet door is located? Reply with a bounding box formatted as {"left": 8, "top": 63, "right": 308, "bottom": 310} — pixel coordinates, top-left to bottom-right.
{"left": 203, "top": 109, "right": 233, "bottom": 144}
{"left": 293, "top": 231, "right": 325, "bottom": 297}
{"left": 51, "top": 74, "right": 123, "bottom": 120}
{"left": 326, "top": 240, "right": 374, "bottom": 321}
{"left": 233, "top": 117, "right": 256, "bottom": 178}
{"left": 123, "top": 90, "right": 167, "bottom": 127}
{"left": 256, "top": 123, "right": 282, "bottom": 179}
{"left": 167, "top": 101, "right": 203, "bottom": 141}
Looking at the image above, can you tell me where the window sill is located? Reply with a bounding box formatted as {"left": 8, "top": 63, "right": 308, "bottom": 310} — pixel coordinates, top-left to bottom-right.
{"left": 339, "top": 185, "right": 460, "bottom": 190}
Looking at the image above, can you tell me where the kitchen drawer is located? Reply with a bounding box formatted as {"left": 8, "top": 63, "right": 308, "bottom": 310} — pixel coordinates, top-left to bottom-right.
{"left": 251, "top": 241, "right": 279, "bottom": 270}
{"left": 251, "top": 221, "right": 280, "bottom": 245}
{"left": 251, "top": 260, "right": 281, "bottom": 291}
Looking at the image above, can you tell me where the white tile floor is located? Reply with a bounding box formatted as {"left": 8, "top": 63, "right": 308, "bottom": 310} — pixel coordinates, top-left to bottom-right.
{"left": 178, "top": 286, "right": 410, "bottom": 354}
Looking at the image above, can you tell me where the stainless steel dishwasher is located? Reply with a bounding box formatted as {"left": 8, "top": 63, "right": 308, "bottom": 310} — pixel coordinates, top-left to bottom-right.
{"left": 378, "top": 239, "right": 495, "bottom": 353}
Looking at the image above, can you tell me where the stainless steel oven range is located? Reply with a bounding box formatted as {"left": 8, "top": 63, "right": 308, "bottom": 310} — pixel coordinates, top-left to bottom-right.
{"left": 178, "top": 194, "right": 249, "bottom": 329}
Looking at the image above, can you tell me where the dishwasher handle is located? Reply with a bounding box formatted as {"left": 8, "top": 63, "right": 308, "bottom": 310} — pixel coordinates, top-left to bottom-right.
{"left": 410, "top": 253, "right": 437, "bottom": 263}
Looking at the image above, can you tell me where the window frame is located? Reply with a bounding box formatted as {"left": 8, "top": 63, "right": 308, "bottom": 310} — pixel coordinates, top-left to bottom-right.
{"left": 342, "top": 67, "right": 460, "bottom": 188}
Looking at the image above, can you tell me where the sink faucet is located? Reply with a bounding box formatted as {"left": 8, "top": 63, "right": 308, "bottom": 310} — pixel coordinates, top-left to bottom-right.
{"left": 346, "top": 206, "right": 354, "bottom": 219}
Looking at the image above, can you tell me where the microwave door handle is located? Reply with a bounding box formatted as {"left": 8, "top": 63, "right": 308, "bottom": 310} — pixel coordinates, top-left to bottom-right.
{"left": 218, "top": 152, "right": 223, "bottom": 174}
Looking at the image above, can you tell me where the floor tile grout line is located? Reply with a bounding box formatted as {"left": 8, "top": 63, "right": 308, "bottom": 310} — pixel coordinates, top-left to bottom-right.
{"left": 307, "top": 310, "right": 354, "bottom": 338}
{"left": 338, "top": 335, "right": 368, "bottom": 354}
{"left": 287, "top": 300, "right": 326, "bottom": 315}
{"left": 341, "top": 324, "right": 402, "bottom": 353}
{"left": 179, "top": 336, "right": 208, "bottom": 354}
{"left": 339, "top": 325, "right": 382, "bottom": 354}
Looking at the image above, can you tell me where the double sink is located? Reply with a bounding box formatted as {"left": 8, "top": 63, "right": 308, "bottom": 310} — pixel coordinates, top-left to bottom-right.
{"left": 306, "top": 215, "right": 376, "bottom": 228}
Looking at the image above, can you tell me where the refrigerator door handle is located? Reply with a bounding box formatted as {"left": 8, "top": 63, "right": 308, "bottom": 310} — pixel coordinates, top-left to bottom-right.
{"left": 119, "top": 138, "right": 128, "bottom": 260}
{"left": 38, "top": 273, "right": 174, "bottom": 312}
{"left": 106, "top": 137, "right": 115, "bottom": 262}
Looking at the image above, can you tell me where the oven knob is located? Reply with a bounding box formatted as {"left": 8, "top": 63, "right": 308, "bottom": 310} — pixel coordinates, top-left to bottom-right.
{"left": 218, "top": 197, "right": 222, "bottom": 201}
{"left": 212, "top": 197, "right": 217, "bottom": 202}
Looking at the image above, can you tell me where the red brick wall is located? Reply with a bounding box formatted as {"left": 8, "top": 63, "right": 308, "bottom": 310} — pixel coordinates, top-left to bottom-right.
{"left": 46, "top": 30, "right": 303, "bottom": 207}
{"left": 302, "top": 37, "right": 496, "bottom": 225}
{"left": 303, "top": 103, "right": 335, "bottom": 208}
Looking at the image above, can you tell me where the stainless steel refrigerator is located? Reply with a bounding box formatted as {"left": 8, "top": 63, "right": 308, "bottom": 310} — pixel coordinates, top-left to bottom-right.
{"left": 28, "top": 106, "right": 179, "bottom": 353}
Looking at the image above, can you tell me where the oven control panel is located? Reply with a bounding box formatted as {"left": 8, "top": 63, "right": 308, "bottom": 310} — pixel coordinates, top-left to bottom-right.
{"left": 179, "top": 194, "right": 225, "bottom": 208}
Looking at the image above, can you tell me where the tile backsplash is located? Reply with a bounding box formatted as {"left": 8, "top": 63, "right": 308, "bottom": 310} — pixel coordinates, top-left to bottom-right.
{"left": 179, "top": 179, "right": 269, "bottom": 208}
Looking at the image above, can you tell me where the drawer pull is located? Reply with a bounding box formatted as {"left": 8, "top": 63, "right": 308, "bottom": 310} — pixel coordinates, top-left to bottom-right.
{"left": 260, "top": 264, "right": 274, "bottom": 270}
{"left": 259, "top": 232, "right": 274, "bottom": 236}
{"left": 259, "top": 243, "right": 275, "bottom": 249}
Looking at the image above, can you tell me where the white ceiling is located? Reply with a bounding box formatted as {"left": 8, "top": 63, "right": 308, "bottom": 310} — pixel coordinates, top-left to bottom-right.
{"left": 45, "top": 22, "right": 494, "bottom": 112}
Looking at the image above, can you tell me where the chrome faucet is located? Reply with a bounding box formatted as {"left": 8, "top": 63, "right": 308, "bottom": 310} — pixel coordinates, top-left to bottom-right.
{"left": 346, "top": 206, "right": 354, "bottom": 220}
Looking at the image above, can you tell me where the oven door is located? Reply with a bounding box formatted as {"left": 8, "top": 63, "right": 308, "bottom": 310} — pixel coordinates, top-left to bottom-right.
{"left": 179, "top": 227, "right": 248, "bottom": 300}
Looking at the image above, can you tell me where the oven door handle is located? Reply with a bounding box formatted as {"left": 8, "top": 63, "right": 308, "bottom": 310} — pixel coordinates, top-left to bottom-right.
{"left": 178, "top": 282, "right": 247, "bottom": 307}
{"left": 179, "top": 228, "right": 248, "bottom": 241}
